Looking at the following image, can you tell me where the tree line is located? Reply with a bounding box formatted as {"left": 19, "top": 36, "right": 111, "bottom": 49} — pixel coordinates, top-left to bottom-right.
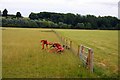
{"left": 29, "top": 12, "right": 120, "bottom": 29}
{"left": 1, "top": 9, "right": 120, "bottom": 29}
{"left": 1, "top": 9, "right": 22, "bottom": 18}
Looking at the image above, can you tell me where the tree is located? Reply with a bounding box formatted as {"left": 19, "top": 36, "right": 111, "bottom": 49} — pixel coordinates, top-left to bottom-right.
{"left": 2, "top": 9, "right": 8, "bottom": 17}
{"left": 115, "top": 24, "right": 120, "bottom": 30}
{"left": 29, "top": 13, "right": 38, "bottom": 20}
{"left": 86, "top": 15, "right": 98, "bottom": 29}
{"left": 85, "top": 22, "right": 92, "bottom": 29}
{"left": 0, "top": 10, "right": 1, "bottom": 16}
{"left": 63, "top": 13, "right": 76, "bottom": 25}
{"left": 16, "top": 12, "right": 22, "bottom": 18}
{"left": 76, "top": 23, "right": 85, "bottom": 29}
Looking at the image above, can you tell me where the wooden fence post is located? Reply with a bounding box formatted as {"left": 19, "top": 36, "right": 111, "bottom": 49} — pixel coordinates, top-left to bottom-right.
{"left": 90, "top": 49, "right": 93, "bottom": 72}
{"left": 87, "top": 49, "right": 91, "bottom": 71}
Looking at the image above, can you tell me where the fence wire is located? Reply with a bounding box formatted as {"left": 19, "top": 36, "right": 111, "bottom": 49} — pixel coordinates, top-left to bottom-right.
{"left": 52, "top": 29, "right": 94, "bottom": 72}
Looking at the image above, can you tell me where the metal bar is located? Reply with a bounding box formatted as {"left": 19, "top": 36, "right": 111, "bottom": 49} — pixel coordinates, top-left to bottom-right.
{"left": 53, "top": 30, "right": 94, "bottom": 73}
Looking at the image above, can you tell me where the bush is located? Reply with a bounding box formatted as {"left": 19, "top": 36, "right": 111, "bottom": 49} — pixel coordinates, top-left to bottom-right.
{"left": 2, "top": 17, "right": 64, "bottom": 28}
{"left": 2, "top": 18, "right": 39, "bottom": 28}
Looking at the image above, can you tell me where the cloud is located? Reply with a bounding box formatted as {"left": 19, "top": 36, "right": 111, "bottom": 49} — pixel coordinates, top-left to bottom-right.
{"left": 93, "top": 2, "right": 117, "bottom": 7}
{"left": 0, "top": 0, "right": 119, "bottom": 17}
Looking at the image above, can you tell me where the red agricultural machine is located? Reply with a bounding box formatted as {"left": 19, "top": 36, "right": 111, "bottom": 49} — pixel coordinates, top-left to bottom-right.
{"left": 40, "top": 40, "right": 64, "bottom": 53}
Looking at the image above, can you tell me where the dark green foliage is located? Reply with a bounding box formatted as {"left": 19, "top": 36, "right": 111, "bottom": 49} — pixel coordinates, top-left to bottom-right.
{"left": 0, "top": 10, "right": 1, "bottom": 16}
{"left": 76, "top": 23, "right": 84, "bottom": 29}
{"left": 16, "top": 12, "right": 22, "bottom": 18}
{"left": 7, "top": 14, "right": 16, "bottom": 18}
{"left": 97, "top": 16, "right": 119, "bottom": 29}
{"left": 1, "top": 9, "right": 120, "bottom": 29}
{"left": 29, "top": 13, "right": 38, "bottom": 20}
{"left": 28, "top": 12, "right": 120, "bottom": 30}
{"left": 2, "top": 18, "right": 39, "bottom": 28}
{"left": 2, "top": 9, "right": 8, "bottom": 17}
{"left": 84, "top": 22, "right": 92, "bottom": 29}
{"left": 115, "top": 23, "right": 120, "bottom": 29}
{"left": 2, "top": 17, "right": 71, "bottom": 29}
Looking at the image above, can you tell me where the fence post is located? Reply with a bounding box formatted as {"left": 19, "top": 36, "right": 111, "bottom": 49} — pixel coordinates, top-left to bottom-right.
{"left": 77, "top": 45, "right": 80, "bottom": 56}
{"left": 90, "top": 49, "right": 93, "bottom": 72}
{"left": 87, "top": 49, "right": 91, "bottom": 71}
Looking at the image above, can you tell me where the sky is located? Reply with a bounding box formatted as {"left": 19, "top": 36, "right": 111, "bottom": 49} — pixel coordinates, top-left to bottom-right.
{"left": 0, "top": 0, "right": 119, "bottom": 17}
{"left": 118, "top": 1, "right": 120, "bottom": 19}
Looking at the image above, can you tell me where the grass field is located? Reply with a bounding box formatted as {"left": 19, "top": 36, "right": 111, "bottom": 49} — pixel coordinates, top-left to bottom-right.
{"left": 2, "top": 28, "right": 95, "bottom": 78}
{"left": 55, "top": 29, "right": 118, "bottom": 78}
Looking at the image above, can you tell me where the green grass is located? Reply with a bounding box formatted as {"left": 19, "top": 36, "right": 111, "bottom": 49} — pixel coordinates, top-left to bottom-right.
{"left": 2, "top": 28, "right": 95, "bottom": 78}
{"left": 55, "top": 29, "right": 118, "bottom": 78}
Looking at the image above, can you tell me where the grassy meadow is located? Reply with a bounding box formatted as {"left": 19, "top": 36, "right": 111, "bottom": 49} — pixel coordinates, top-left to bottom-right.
{"left": 2, "top": 28, "right": 95, "bottom": 78}
{"left": 56, "top": 29, "right": 118, "bottom": 78}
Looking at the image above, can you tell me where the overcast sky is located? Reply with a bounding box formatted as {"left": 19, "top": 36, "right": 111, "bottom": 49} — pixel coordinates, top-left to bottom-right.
{"left": 0, "top": 0, "right": 119, "bottom": 17}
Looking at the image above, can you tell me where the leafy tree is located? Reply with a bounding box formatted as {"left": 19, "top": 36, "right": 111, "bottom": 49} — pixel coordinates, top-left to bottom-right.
{"left": 16, "top": 12, "right": 22, "bottom": 18}
{"left": 29, "top": 13, "right": 38, "bottom": 20}
{"left": 76, "top": 23, "right": 84, "bottom": 29}
{"left": 63, "top": 13, "right": 76, "bottom": 25}
{"left": 85, "top": 15, "right": 98, "bottom": 29}
{"left": 0, "top": 10, "right": 1, "bottom": 16}
{"left": 2, "top": 9, "right": 8, "bottom": 17}
{"left": 2, "top": 10, "right": 120, "bottom": 30}
{"left": 115, "top": 24, "right": 120, "bottom": 30}
{"left": 85, "top": 22, "right": 92, "bottom": 29}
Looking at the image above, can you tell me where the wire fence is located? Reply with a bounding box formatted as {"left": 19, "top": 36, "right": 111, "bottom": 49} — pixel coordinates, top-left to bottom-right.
{"left": 52, "top": 29, "right": 94, "bottom": 72}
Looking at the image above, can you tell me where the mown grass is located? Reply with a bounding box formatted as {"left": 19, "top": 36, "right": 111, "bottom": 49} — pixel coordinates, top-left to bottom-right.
{"left": 2, "top": 28, "right": 95, "bottom": 78}
{"left": 55, "top": 29, "right": 118, "bottom": 78}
